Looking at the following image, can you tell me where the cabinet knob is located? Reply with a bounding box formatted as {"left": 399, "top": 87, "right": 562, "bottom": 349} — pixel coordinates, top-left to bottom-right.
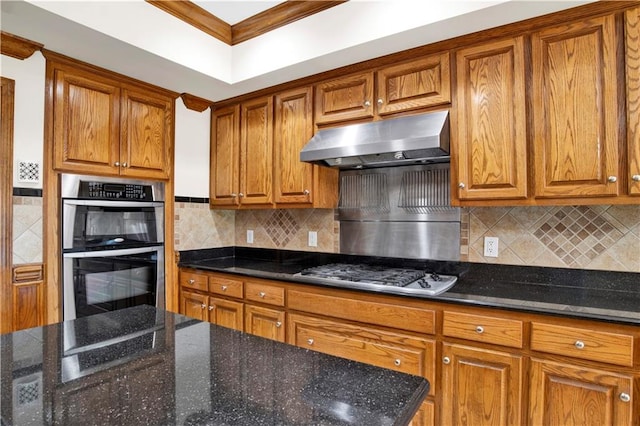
{"left": 363, "top": 100, "right": 371, "bottom": 107}
{"left": 443, "top": 356, "right": 451, "bottom": 365}
{"left": 122, "top": 162, "right": 128, "bottom": 168}
{"left": 574, "top": 340, "right": 585, "bottom": 350}
{"left": 377, "top": 98, "right": 384, "bottom": 105}
{"left": 238, "top": 193, "right": 244, "bottom": 198}
{"left": 475, "top": 326, "right": 484, "bottom": 334}
{"left": 619, "top": 393, "right": 631, "bottom": 403}
{"left": 607, "top": 176, "right": 617, "bottom": 183}
{"left": 231, "top": 193, "right": 237, "bottom": 198}
{"left": 458, "top": 182, "right": 465, "bottom": 189}
{"left": 259, "top": 291, "right": 266, "bottom": 298}
{"left": 632, "top": 175, "right": 640, "bottom": 182}
{"left": 275, "top": 321, "right": 282, "bottom": 328}
{"left": 188, "top": 279, "right": 195, "bottom": 284}
{"left": 221, "top": 285, "right": 228, "bottom": 291}
{"left": 394, "top": 359, "right": 401, "bottom": 366}
{"left": 200, "top": 303, "right": 206, "bottom": 309}
{"left": 114, "top": 161, "right": 120, "bottom": 167}
{"left": 303, "top": 189, "right": 310, "bottom": 195}
{"left": 307, "top": 338, "right": 314, "bottom": 345}
{"left": 208, "top": 305, "right": 214, "bottom": 311}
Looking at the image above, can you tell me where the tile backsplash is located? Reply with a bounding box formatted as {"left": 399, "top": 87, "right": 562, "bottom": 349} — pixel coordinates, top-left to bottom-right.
{"left": 174, "top": 202, "right": 235, "bottom": 251}
{"left": 13, "top": 195, "right": 43, "bottom": 264}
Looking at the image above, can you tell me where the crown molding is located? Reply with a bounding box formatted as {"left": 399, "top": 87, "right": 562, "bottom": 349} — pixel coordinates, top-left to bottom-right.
{"left": 1, "top": 31, "right": 43, "bottom": 60}
{"left": 180, "top": 93, "right": 213, "bottom": 112}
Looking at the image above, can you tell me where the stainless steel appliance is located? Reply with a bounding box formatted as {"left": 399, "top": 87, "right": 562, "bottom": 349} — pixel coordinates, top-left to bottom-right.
{"left": 297, "top": 263, "right": 457, "bottom": 296}
{"left": 61, "top": 174, "right": 165, "bottom": 321}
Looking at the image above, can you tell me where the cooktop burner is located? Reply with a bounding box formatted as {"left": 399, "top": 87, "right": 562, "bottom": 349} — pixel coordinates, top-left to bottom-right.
{"left": 297, "top": 263, "right": 457, "bottom": 296}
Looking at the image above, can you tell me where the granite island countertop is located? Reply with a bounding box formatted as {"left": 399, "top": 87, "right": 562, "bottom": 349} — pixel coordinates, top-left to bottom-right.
{"left": 0, "top": 305, "right": 429, "bottom": 426}
{"left": 179, "top": 247, "right": 640, "bottom": 325}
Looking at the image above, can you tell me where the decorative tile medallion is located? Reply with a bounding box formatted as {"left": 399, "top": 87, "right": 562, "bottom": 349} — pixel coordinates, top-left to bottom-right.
{"left": 264, "top": 210, "right": 300, "bottom": 247}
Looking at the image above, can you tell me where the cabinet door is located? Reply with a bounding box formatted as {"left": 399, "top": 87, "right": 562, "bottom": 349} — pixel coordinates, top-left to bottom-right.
{"left": 52, "top": 66, "right": 120, "bottom": 175}
{"left": 626, "top": 6, "right": 640, "bottom": 196}
{"left": 209, "top": 297, "right": 244, "bottom": 331}
{"left": 120, "top": 86, "right": 172, "bottom": 179}
{"left": 315, "top": 72, "right": 374, "bottom": 124}
{"left": 244, "top": 304, "right": 285, "bottom": 342}
{"left": 179, "top": 290, "right": 208, "bottom": 321}
{"left": 529, "top": 359, "right": 633, "bottom": 426}
{"left": 455, "top": 37, "right": 528, "bottom": 200}
{"left": 240, "top": 96, "right": 273, "bottom": 205}
{"left": 409, "top": 400, "right": 435, "bottom": 426}
{"left": 210, "top": 104, "right": 240, "bottom": 207}
{"left": 532, "top": 15, "right": 620, "bottom": 198}
{"left": 377, "top": 53, "right": 450, "bottom": 115}
{"left": 12, "top": 280, "right": 43, "bottom": 332}
{"left": 441, "top": 343, "right": 523, "bottom": 426}
{"left": 274, "top": 86, "right": 314, "bottom": 204}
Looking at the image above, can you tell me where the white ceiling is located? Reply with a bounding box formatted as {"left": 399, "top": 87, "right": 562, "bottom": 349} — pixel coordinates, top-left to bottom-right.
{"left": 0, "top": 1, "right": 595, "bottom": 102}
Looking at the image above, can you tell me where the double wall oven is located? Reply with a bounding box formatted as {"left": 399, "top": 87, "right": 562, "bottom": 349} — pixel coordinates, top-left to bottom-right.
{"left": 61, "top": 174, "right": 165, "bottom": 321}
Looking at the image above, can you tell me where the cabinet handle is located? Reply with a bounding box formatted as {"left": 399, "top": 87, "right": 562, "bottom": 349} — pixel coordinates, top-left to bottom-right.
{"left": 619, "top": 393, "right": 631, "bottom": 403}
{"left": 307, "top": 338, "right": 314, "bottom": 345}
{"left": 238, "top": 193, "right": 244, "bottom": 198}
{"left": 200, "top": 303, "right": 206, "bottom": 309}
{"left": 231, "top": 193, "right": 237, "bottom": 198}
{"left": 632, "top": 175, "right": 640, "bottom": 182}
{"left": 122, "top": 162, "right": 128, "bottom": 168}
{"left": 475, "top": 326, "right": 484, "bottom": 334}
{"left": 188, "top": 279, "right": 195, "bottom": 284}
{"left": 574, "top": 340, "right": 585, "bottom": 349}
{"left": 458, "top": 182, "right": 465, "bottom": 189}
{"left": 607, "top": 176, "right": 617, "bottom": 183}
{"left": 394, "top": 359, "right": 401, "bottom": 366}
{"left": 363, "top": 100, "right": 371, "bottom": 107}
{"left": 275, "top": 321, "right": 282, "bottom": 328}
{"left": 303, "top": 189, "right": 310, "bottom": 195}
{"left": 114, "top": 161, "right": 120, "bottom": 167}
{"left": 221, "top": 285, "right": 228, "bottom": 291}
{"left": 259, "top": 291, "right": 266, "bottom": 298}
{"left": 208, "top": 305, "right": 214, "bottom": 311}
{"left": 377, "top": 98, "right": 384, "bottom": 105}
{"left": 443, "top": 357, "right": 451, "bottom": 365}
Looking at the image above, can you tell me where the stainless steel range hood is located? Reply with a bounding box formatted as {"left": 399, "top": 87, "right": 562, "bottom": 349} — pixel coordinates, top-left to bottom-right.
{"left": 300, "top": 111, "right": 450, "bottom": 168}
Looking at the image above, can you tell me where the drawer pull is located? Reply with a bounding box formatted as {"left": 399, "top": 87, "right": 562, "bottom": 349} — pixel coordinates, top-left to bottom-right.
{"left": 200, "top": 303, "right": 206, "bottom": 309}
{"left": 259, "top": 292, "right": 266, "bottom": 298}
{"left": 275, "top": 321, "right": 282, "bottom": 328}
{"left": 475, "top": 326, "right": 484, "bottom": 334}
{"left": 443, "top": 357, "right": 451, "bottom": 365}
{"left": 221, "top": 285, "right": 228, "bottom": 291}
{"left": 394, "top": 359, "right": 401, "bottom": 366}
{"left": 188, "top": 279, "right": 195, "bottom": 284}
{"left": 619, "top": 393, "right": 631, "bottom": 403}
{"left": 574, "top": 340, "right": 585, "bottom": 350}
{"left": 208, "top": 305, "right": 214, "bottom": 311}
{"left": 307, "top": 338, "right": 314, "bottom": 346}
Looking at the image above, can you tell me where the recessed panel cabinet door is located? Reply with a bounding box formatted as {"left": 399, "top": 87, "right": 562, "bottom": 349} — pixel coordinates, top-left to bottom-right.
{"left": 626, "top": 6, "right": 640, "bottom": 196}
{"left": 529, "top": 359, "right": 633, "bottom": 426}
{"left": 120, "top": 87, "right": 172, "bottom": 179}
{"left": 240, "top": 96, "right": 273, "bottom": 205}
{"left": 455, "top": 36, "right": 527, "bottom": 200}
{"left": 532, "top": 15, "right": 620, "bottom": 198}
{"left": 315, "top": 72, "right": 374, "bottom": 124}
{"left": 274, "top": 87, "right": 314, "bottom": 204}
{"left": 179, "top": 290, "right": 207, "bottom": 321}
{"left": 244, "top": 304, "right": 285, "bottom": 342}
{"left": 52, "top": 67, "right": 120, "bottom": 175}
{"left": 209, "top": 297, "right": 244, "bottom": 331}
{"left": 210, "top": 105, "right": 240, "bottom": 207}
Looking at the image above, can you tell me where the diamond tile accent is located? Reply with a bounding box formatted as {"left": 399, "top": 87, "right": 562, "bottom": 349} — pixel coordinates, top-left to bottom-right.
{"left": 264, "top": 210, "right": 300, "bottom": 247}
{"left": 532, "top": 206, "right": 620, "bottom": 267}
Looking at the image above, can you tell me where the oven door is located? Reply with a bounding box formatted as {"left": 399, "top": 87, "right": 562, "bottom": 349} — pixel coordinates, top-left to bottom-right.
{"left": 63, "top": 246, "right": 164, "bottom": 321}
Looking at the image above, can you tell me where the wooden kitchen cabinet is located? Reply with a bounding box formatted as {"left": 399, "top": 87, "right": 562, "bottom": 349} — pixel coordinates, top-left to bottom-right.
{"left": 314, "top": 72, "right": 374, "bottom": 124}
{"left": 49, "top": 56, "right": 173, "bottom": 179}
{"left": 626, "top": 6, "right": 640, "bottom": 196}
{"left": 180, "top": 289, "right": 208, "bottom": 322}
{"left": 244, "top": 304, "right": 285, "bottom": 342}
{"left": 454, "top": 36, "right": 528, "bottom": 201}
{"left": 11, "top": 264, "right": 44, "bottom": 331}
{"left": 531, "top": 14, "right": 620, "bottom": 199}
{"left": 529, "top": 359, "right": 634, "bottom": 426}
{"left": 208, "top": 297, "right": 243, "bottom": 331}
{"left": 210, "top": 104, "right": 240, "bottom": 207}
{"left": 441, "top": 343, "right": 524, "bottom": 426}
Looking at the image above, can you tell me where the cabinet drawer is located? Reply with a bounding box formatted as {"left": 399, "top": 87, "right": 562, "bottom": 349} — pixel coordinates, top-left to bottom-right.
{"left": 209, "top": 275, "right": 243, "bottom": 298}
{"left": 531, "top": 322, "right": 635, "bottom": 367}
{"left": 245, "top": 282, "right": 285, "bottom": 306}
{"left": 288, "top": 314, "right": 435, "bottom": 395}
{"left": 443, "top": 311, "right": 524, "bottom": 348}
{"left": 179, "top": 271, "right": 208, "bottom": 292}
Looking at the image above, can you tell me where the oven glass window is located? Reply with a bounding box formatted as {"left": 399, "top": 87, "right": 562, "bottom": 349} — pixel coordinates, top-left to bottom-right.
{"left": 71, "top": 252, "right": 157, "bottom": 319}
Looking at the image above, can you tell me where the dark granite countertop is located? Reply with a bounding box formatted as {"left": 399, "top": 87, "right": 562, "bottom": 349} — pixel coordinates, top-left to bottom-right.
{"left": 179, "top": 247, "right": 640, "bottom": 325}
{"left": 0, "top": 305, "right": 428, "bottom": 426}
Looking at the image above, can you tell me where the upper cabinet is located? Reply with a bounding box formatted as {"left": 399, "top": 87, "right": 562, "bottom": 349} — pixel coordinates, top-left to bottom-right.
{"left": 454, "top": 36, "right": 528, "bottom": 201}
{"left": 49, "top": 57, "right": 174, "bottom": 180}
{"left": 531, "top": 15, "right": 620, "bottom": 199}
{"left": 315, "top": 53, "right": 451, "bottom": 125}
{"left": 626, "top": 6, "right": 640, "bottom": 196}
{"left": 210, "top": 104, "right": 240, "bottom": 207}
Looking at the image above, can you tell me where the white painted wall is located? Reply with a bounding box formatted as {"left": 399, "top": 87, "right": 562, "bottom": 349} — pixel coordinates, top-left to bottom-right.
{"left": 0, "top": 52, "right": 46, "bottom": 189}
{"left": 174, "top": 100, "right": 211, "bottom": 198}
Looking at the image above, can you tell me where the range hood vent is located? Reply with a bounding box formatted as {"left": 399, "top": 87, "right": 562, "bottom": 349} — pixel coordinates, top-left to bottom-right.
{"left": 300, "top": 111, "right": 450, "bottom": 169}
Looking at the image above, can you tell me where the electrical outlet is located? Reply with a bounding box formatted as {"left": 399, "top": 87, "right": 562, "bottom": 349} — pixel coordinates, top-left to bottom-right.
{"left": 246, "top": 230, "right": 254, "bottom": 244}
{"left": 484, "top": 236, "right": 499, "bottom": 257}
{"left": 308, "top": 231, "right": 318, "bottom": 247}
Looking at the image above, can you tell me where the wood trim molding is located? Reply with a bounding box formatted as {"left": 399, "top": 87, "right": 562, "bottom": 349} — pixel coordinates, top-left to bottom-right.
{"left": 232, "top": 1, "right": 347, "bottom": 45}
{"left": 180, "top": 93, "right": 213, "bottom": 112}
{"left": 1, "top": 77, "right": 15, "bottom": 334}
{"left": 0, "top": 31, "right": 43, "bottom": 60}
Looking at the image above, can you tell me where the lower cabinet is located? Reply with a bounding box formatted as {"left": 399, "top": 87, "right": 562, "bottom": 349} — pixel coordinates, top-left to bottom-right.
{"left": 441, "top": 343, "right": 524, "bottom": 426}
{"left": 244, "top": 304, "right": 285, "bottom": 342}
{"left": 529, "top": 359, "right": 634, "bottom": 426}
{"left": 209, "top": 297, "right": 243, "bottom": 331}
{"left": 180, "top": 289, "right": 208, "bottom": 321}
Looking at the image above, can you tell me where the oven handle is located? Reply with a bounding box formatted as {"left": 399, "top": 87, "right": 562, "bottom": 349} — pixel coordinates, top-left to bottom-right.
{"left": 63, "top": 245, "right": 163, "bottom": 258}
{"left": 63, "top": 199, "right": 164, "bottom": 208}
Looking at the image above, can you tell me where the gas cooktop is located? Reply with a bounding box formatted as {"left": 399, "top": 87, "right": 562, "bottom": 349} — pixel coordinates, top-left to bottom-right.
{"left": 296, "top": 263, "right": 457, "bottom": 296}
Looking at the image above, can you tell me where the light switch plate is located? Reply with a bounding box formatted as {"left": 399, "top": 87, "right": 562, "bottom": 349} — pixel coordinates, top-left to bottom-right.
{"left": 484, "top": 236, "right": 499, "bottom": 257}
{"left": 308, "top": 231, "right": 318, "bottom": 247}
{"left": 246, "top": 230, "right": 254, "bottom": 244}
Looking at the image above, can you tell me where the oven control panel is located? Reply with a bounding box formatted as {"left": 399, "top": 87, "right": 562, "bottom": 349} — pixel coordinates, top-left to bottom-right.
{"left": 79, "top": 181, "right": 154, "bottom": 201}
